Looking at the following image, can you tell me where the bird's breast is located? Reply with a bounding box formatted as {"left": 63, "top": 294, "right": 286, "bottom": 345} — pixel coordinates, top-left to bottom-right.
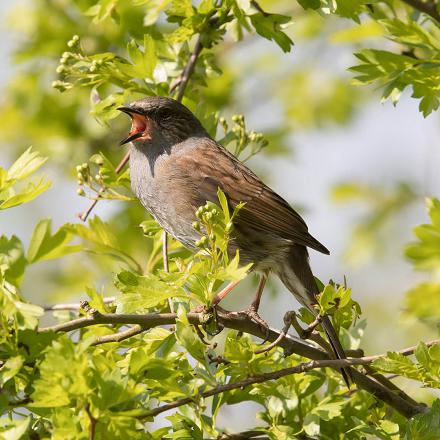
{"left": 129, "top": 145, "right": 200, "bottom": 249}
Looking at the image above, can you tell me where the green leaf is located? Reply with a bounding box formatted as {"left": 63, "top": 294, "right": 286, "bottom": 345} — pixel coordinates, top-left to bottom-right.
{"left": 406, "top": 198, "right": 440, "bottom": 270}
{"left": 303, "top": 413, "right": 320, "bottom": 436}
{"left": 6, "top": 147, "right": 47, "bottom": 181}
{"left": 249, "top": 13, "right": 293, "bottom": 53}
{"left": 0, "top": 178, "right": 51, "bottom": 210}
{"left": 31, "top": 336, "right": 91, "bottom": 408}
{"left": 27, "top": 219, "right": 81, "bottom": 263}
{"left": 0, "top": 417, "right": 31, "bottom": 440}
{"left": 0, "top": 281, "right": 44, "bottom": 329}
{"left": 140, "top": 219, "right": 163, "bottom": 237}
{"left": 0, "top": 235, "right": 27, "bottom": 285}
{"left": 405, "top": 399, "right": 440, "bottom": 440}
{"left": 0, "top": 356, "right": 24, "bottom": 386}
{"left": 115, "top": 270, "right": 185, "bottom": 312}
{"left": 405, "top": 282, "right": 440, "bottom": 322}
{"left": 66, "top": 216, "right": 142, "bottom": 273}
{"left": 373, "top": 352, "right": 423, "bottom": 382}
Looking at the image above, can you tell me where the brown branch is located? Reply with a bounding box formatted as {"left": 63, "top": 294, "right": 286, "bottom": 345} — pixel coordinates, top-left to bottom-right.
{"left": 137, "top": 351, "right": 431, "bottom": 420}
{"left": 78, "top": 152, "right": 130, "bottom": 222}
{"left": 85, "top": 404, "right": 97, "bottom": 440}
{"left": 174, "top": 35, "right": 204, "bottom": 102}
{"left": 91, "top": 325, "right": 145, "bottom": 346}
{"left": 38, "top": 308, "right": 437, "bottom": 418}
{"left": 400, "top": 0, "right": 440, "bottom": 21}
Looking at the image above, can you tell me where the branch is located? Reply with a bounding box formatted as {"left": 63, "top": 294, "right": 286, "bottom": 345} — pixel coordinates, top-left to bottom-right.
{"left": 137, "top": 350, "right": 431, "bottom": 420}
{"left": 43, "top": 296, "right": 115, "bottom": 311}
{"left": 78, "top": 152, "right": 130, "bottom": 222}
{"left": 400, "top": 0, "right": 440, "bottom": 21}
{"left": 38, "top": 308, "right": 436, "bottom": 418}
{"left": 173, "top": 35, "right": 204, "bottom": 102}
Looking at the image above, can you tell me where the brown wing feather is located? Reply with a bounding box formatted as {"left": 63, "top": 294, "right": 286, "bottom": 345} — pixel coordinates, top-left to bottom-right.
{"left": 178, "top": 138, "right": 329, "bottom": 255}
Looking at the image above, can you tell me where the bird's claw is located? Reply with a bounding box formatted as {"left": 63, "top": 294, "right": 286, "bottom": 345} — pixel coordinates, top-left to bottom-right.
{"left": 238, "top": 306, "right": 270, "bottom": 343}
{"left": 255, "top": 310, "right": 295, "bottom": 355}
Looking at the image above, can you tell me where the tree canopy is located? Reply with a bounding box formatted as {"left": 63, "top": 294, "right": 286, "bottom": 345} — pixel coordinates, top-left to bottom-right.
{"left": 0, "top": 1, "right": 439, "bottom": 439}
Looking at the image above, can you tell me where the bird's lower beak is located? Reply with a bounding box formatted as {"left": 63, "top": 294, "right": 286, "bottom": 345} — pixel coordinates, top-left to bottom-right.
{"left": 118, "top": 107, "right": 153, "bottom": 145}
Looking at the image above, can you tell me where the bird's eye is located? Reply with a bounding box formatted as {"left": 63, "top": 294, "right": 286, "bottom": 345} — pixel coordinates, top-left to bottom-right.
{"left": 158, "top": 108, "right": 172, "bottom": 120}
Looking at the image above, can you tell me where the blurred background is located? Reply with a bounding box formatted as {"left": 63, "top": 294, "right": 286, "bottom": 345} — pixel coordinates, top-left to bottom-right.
{"left": 0, "top": 0, "right": 439, "bottom": 429}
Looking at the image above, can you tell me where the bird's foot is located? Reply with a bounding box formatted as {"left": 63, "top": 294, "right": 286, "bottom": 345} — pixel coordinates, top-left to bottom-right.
{"left": 237, "top": 305, "right": 270, "bottom": 343}
{"left": 300, "top": 314, "right": 322, "bottom": 339}
{"left": 255, "top": 310, "right": 296, "bottom": 355}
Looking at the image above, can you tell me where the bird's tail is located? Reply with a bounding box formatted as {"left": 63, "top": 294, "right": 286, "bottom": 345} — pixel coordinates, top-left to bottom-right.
{"left": 278, "top": 245, "right": 352, "bottom": 387}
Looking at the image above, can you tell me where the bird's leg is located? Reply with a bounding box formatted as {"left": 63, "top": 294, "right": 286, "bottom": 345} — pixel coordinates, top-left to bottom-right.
{"left": 238, "top": 271, "right": 270, "bottom": 338}
{"left": 256, "top": 311, "right": 328, "bottom": 355}
{"left": 301, "top": 313, "right": 322, "bottom": 339}
{"left": 289, "top": 312, "right": 332, "bottom": 353}
{"left": 255, "top": 310, "right": 296, "bottom": 354}
{"left": 211, "top": 280, "right": 240, "bottom": 307}
{"left": 195, "top": 281, "right": 239, "bottom": 337}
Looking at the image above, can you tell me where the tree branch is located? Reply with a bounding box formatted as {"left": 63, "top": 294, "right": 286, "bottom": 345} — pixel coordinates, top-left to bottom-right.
{"left": 38, "top": 308, "right": 436, "bottom": 418}
{"left": 137, "top": 350, "right": 431, "bottom": 420}
{"left": 400, "top": 0, "right": 440, "bottom": 21}
{"left": 43, "top": 297, "right": 115, "bottom": 311}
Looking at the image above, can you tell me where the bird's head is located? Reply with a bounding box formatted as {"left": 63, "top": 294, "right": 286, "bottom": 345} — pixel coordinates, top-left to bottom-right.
{"left": 118, "top": 96, "right": 206, "bottom": 146}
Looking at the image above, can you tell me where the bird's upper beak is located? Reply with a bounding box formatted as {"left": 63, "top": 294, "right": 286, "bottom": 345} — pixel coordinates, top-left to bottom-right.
{"left": 117, "top": 106, "right": 153, "bottom": 145}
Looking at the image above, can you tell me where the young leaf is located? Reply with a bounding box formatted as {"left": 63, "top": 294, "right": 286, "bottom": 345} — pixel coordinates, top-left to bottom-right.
{"left": 27, "top": 219, "right": 81, "bottom": 263}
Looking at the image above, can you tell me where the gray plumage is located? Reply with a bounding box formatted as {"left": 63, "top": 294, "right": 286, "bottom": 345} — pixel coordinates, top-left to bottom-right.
{"left": 120, "top": 96, "right": 351, "bottom": 385}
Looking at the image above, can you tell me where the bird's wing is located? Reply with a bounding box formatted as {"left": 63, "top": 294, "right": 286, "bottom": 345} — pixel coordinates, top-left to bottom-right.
{"left": 178, "top": 138, "right": 329, "bottom": 255}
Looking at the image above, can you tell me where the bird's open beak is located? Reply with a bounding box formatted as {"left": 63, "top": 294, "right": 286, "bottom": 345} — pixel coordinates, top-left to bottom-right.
{"left": 118, "top": 106, "right": 153, "bottom": 145}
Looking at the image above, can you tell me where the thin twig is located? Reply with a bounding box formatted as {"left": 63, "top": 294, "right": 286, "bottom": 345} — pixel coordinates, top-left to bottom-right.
{"left": 400, "top": 0, "right": 440, "bottom": 21}
{"left": 91, "top": 325, "right": 145, "bottom": 346}
{"left": 85, "top": 404, "right": 97, "bottom": 440}
{"left": 79, "top": 152, "right": 130, "bottom": 222}
{"left": 43, "top": 297, "right": 116, "bottom": 311}
{"left": 175, "top": 35, "right": 204, "bottom": 102}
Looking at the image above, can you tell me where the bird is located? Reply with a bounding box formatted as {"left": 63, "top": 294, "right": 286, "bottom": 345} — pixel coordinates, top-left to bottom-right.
{"left": 118, "top": 96, "right": 351, "bottom": 385}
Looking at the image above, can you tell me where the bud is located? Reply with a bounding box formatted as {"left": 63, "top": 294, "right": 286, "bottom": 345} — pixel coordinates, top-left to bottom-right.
{"left": 56, "top": 65, "right": 65, "bottom": 74}
{"left": 76, "top": 165, "right": 82, "bottom": 172}
{"left": 77, "top": 172, "right": 83, "bottom": 180}
{"left": 67, "top": 35, "right": 79, "bottom": 48}
{"left": 192, "top": 221, "right": 201, "bottom": 231}
{"left": 94, "top": 156, "right": 104, "bottom": 166}
{"left": 77, "top": 188, "right": 85, "bottom": 196}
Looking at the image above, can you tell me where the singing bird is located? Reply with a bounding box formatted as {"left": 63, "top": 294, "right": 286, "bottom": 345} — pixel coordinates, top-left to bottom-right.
{"left": 118, "top": 96, "right": 350, "bottom": 384}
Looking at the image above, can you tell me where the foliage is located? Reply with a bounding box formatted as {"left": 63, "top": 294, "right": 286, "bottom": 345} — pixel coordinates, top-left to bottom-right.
{"left": 403, "top": 198, "right": 440, "bottom": 325}
{"left": 1, "top": 0, "right": 439, "bottom": 438}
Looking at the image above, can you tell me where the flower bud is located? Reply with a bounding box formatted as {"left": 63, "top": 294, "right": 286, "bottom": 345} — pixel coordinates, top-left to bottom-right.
{"left": 77, "top": 188, "right": 85, "bottom": 196}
